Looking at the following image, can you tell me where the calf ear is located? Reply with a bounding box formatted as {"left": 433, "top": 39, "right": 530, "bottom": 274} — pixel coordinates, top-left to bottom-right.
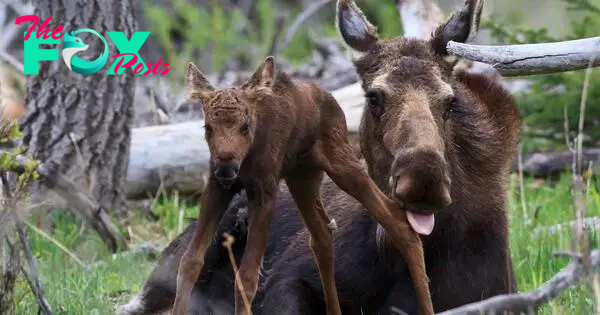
{"left": 336, "top": 0, "right": 379, "bottom": 60}
{"left": 243, "top": 56, "right": 276, "bottom": 89}
{"left": 430, "top": 0, "right": 483, "bottom": 56}
{"left": 186, "top": 62, "right": 214, "bottom": 102}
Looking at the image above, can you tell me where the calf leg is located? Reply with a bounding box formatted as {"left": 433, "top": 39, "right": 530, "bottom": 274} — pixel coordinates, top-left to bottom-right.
{"left": 172, "top": 177, "right": 236, "bottom": 315}
{"left": 234, "top": 183, "right": 278, "bottom": 315}
{"left": 315, "top": 140, "right": 433, "bottom": 315}
{"left": 285, "top": 171, "right": 342, "bottom": 315}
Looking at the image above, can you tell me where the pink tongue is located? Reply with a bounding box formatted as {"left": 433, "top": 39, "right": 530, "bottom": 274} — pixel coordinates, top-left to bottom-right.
{"left": 406, "top": 211, "right": 435, "bottom": 235}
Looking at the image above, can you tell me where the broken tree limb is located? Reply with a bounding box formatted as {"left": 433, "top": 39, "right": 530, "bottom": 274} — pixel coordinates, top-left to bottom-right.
{"left": 446, "top": 36, "right": 600, "bottom": 76}
{"left": 5, "top": 156, "right": 127, "bottom": 253}
{"left": 533, "top": 217, "right": 600, "bottom": 238}
{"left": 435, "top": 250, "right": 600, "bottom": 315}
{"left": 510, "top": 148, "right": 600, "bottom": 177}
{"left": 394, "top": 0, "right": 443, "bottom": 40}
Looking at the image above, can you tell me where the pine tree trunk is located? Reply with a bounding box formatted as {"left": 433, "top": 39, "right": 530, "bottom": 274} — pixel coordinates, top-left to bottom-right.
{"left": 21, "top": 0, "right": 137, "bottom": 215}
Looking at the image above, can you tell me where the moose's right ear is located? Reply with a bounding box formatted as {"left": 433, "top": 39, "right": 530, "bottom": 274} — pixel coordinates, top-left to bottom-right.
{"left": 186, "top": 62, "right": 215, "bottom": 102}
{"left": 336, "top": 0, "right": 379, "bottom": 59}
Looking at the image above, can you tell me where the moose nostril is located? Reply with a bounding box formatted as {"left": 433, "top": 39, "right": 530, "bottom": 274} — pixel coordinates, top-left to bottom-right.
{"left": 394, "top": 176, "right": 412, "bottom": 199}
{"left": 440, "top": 187, "right": 452, "bottom": 208}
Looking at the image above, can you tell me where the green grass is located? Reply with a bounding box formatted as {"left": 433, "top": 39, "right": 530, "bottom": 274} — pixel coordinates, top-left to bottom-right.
{"left": 10, "top": 174, "right": 600, "bottom": 314}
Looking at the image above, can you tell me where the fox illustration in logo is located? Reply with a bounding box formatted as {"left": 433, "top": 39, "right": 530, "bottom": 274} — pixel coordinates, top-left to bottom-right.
{"left": 61, "top": 29, "right": 109, "bottom": 75}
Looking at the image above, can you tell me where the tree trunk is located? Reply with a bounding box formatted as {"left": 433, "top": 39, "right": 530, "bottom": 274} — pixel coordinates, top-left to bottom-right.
{"left": 21, "top": 0, "right": 137, "bottom": 215}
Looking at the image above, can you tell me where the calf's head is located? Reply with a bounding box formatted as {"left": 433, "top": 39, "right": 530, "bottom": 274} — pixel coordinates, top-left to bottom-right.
{"left": 337, "top": 0, "right": 483, "bottom": 234}
{"left": 186, "top": 57, "right": 278, "bottom": 184}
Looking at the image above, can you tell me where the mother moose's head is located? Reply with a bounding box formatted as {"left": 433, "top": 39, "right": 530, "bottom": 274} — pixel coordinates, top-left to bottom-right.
{"left": 336, "top": 0, "right": 484, "bottom": 229}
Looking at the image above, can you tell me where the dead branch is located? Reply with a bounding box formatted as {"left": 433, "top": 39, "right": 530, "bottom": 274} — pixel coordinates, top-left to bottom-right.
{"left": 533, "top": 217, "right": 600, "bottom": 238}
{"left": 446, "top": 36, "right": 600, "bottom": 76}
{"left": 15, "top": 224, "right": 54, "bottom": 315}
{"left": 510, "top": 149, "right": 600, "bottom": 177}
{"left": 267, "top": 14, "right": 286, "bottom": 56}
{"left": 4, "top": 156, "right": 127, "bottom": 253}
{"left": 0, "top": 234, "right": 19, "bottom": 314}
{"left": 394, "top": 0, "right": 443, "bottom": 40}
{"left": 279, "top": 0, "right": 332, "bottom": 54}
{"left": 1, "top": 173, "right": 54, "bottom": 315}
{"left": 436, "top": 250, "right": 600, "bottom": 315}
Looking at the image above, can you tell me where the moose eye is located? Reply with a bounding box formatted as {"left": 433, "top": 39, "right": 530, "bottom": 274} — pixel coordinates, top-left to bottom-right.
{"left": 204, "top": 124, "right": 213, "bottom": 137}
{"left": 443, "top": 96, "right": 458, "bottom": 121}
{"left": 240, "top": 122, "right": 250, "bottom": 136}
{"left": 365, "top": 90, "right": 384, "bottom": 117}
{"left": 365, "top": 90, "right": 380, "bottom": 107}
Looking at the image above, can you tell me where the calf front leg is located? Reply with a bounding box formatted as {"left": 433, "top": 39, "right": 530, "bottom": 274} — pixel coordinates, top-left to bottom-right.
{"left": 286, "top": 171, "right": 342, "bottom": 315}
{"left": 316, "top": 141, "right": 434, "bottom": 315}
{"left": 234, "top": 182, "right": 279, "bottom": 315}
{"left": 172, "top": 177, "right": 236, "bottom": 315}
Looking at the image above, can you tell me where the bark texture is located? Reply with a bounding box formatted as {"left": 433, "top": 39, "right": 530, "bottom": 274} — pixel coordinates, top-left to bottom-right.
{"left": 22, "top": 0, "right": 137, "bottom": 214}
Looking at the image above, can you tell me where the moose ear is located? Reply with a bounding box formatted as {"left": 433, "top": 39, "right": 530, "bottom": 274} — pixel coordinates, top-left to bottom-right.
{"left": 243, "top": 56, "right": 276, "bottom": 89}
{"left": 430, "top": 0, "right": 483, "bottom": 56}
{"left": 186, "top": 62, "right": 214, "bottom": 101}
{"left": 336, "top": 0, "right": 379, "bottom": 60}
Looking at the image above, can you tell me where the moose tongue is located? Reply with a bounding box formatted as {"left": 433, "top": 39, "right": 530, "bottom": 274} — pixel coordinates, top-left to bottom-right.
{"left": 406, "top": 212, "right": 435, "bottom": 235}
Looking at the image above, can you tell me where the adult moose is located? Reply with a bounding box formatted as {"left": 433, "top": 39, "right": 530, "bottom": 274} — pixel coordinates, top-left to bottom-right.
{"left": 117, "top": 0, "right": 521, "bottom": 313}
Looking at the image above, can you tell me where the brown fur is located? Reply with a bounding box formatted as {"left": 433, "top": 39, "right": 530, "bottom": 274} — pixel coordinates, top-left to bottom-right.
{"left": 120, "top": 0, "right": 521, "bottom": 314}
{"left": 172, "top": 57, "right": 434, "bottom": 315}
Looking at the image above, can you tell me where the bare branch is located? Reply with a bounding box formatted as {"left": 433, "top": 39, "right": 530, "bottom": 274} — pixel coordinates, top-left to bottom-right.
{"left": 446, "top": 36, "right": 600, "bottom": 76}
{"left": 4, "top": 155, "right": 127, "bottom": 253}
{"left": 267, "top": 14, "right": 286, "bottom": 57}
{"left": 1, "top": 173, "right": 54, "bottom": 315}
{"left": 533, "top": 217, "right": 600, "bottom": 238}
{"left": 437, "top": 250, "right": 600, "bottom": 315}
{"left": 394, "top": 0, "right": 443, "bottom": 40}
{"left": 279, "top": 0, "right": 332, "bottom": 54}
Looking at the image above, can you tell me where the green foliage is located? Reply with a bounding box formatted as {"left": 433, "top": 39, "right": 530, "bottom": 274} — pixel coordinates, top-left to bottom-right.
{"left": 0, "top": 122, "right": 39, "bottom": 189}
{"left": 143, "top": 0, "right": 405, "bottom": 75}
{"left": 482, "top": 0, "right": 600, "bottom": 152}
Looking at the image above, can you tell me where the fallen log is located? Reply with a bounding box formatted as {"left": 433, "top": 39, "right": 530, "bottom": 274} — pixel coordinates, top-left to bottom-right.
{"left": 511, "top": 149, "right": 600, "bottom": 177}
{"left": 435, "top": 249, "right": 600, "bottom": 315}
{"left": 125, "top": 121, "right": 210, "bottom": 200}
{"left": 123, "top": 84, "right": 366, "bottom": 200}
{"left": 124, "top": 117, "right": 600, "bottom": 199}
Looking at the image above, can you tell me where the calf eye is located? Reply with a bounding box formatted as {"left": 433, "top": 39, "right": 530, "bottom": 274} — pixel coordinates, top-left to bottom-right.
{"left": 204, "top": 124, "right": 213, "bottom": 137}
{"left": 240, "top": 122, "right": 250, "bottom": 136}
{"left": 443, "top": 96, "right": 457, "bottom": 121}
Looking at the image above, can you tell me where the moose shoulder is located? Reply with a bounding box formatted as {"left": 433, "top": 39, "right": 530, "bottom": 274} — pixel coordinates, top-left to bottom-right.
{"left": 118, "top": 0, "right": 521, "bottom": 314}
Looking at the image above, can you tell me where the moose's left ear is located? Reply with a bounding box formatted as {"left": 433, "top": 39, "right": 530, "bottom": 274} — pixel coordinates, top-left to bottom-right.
{"left": 242, "top": 56, "right": 276, "bottom": 89}
{"left": 336, "top": 0, "right": 379, "bottom": 60}
{"left": 430, "top": 0, "right": 483, "bottom": 56}
{"left": 186, "top": 62, "right": 215, "bottom": 102}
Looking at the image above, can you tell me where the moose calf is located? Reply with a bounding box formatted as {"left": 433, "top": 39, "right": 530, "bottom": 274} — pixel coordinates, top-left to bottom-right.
{"left": 171, "top": 56, "right": 435, "bottom": 315}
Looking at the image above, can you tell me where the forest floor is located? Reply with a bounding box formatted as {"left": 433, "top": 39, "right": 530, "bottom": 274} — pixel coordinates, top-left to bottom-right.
{"left": 11, "top": 173, "right": 600, "bottom": 315}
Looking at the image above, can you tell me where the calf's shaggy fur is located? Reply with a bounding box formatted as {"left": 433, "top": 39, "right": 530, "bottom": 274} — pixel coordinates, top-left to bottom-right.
{"left": 171, "top": 56, "right": 433, "bottom": 315}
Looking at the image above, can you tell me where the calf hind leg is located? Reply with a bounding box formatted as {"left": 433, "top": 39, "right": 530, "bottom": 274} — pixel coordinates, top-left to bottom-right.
{"left": 285, "top": 171, "right": 342, "bottom": 315}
